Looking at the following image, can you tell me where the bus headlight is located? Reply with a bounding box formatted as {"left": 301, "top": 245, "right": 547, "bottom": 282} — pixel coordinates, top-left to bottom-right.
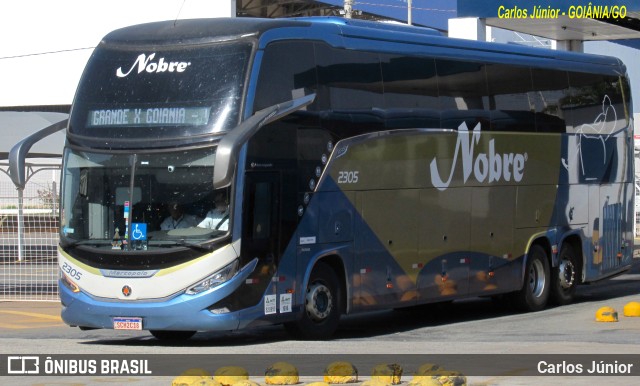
{"left": 60, "top": 270, "right": 81, "bottom": 293}
{"left": 185, "top": 260, "right": 239, "bottom": 295}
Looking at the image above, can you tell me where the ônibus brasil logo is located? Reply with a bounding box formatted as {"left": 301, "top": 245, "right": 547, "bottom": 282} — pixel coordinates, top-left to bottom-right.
{"left": 430, "top": 122, "right": 527, "bottom": 191}
{"left": 116, "top": 53, "right": 191, "bottom": 78}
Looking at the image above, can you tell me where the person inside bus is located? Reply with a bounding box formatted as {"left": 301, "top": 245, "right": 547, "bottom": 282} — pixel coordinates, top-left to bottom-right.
{"left": 198, "top": 191, "right": 229, "bottom": 231}
{"left": 160, "top": 202, "right": 199, "bottom": 230}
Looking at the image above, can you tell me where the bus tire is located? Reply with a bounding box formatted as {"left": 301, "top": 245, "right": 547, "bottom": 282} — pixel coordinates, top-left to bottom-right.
{"left": 284, "top": 262, "right": 340, "bottom": 340}
{"left": 513, "top": 244, "right": 550, "bottom": 312}
{"left": 550, "top": 243, "right": 578, "bottom": 305}
{"left": 150, "top": 330, "right": 196, "bottom": 341}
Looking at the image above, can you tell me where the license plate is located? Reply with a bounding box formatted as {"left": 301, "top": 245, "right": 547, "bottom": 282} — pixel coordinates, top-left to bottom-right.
{"left": 113, "top": 317, "right": 142, "bottom": 330}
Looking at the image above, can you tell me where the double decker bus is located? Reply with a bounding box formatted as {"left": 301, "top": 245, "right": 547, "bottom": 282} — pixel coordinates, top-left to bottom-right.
{"left": 12, "top": 17, "right": 634, "bottom": 340}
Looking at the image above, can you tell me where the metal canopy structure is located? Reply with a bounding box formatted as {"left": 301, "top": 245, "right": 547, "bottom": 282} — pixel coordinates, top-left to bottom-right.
{"left": 0, "top": 112, "right": 66, "bottom": 160}
{"left": 489, "top": 14, "right": 640, "bottom": 41}
{"left": 237, "top": 0, "right": 347, "bottom": 18}
{"left": 236, "top": 1, "right": 640, "bottom": 38}
{"left": 457, "top": 0, "right": 640, "bottom": 41}
{"left": 0, "top": 112, "right": 66, "bottom": 262}
{"left": 235, "top": 0, "right": 456, "bottom": 29}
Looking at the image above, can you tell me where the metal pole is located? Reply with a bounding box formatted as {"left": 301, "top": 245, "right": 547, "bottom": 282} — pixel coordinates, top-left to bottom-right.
{"left": 17, "top": 187, "right": 24, "bottom": 262}
{"left": 344, "top": 0, "right": 353, "bottom": 18}
{"left": 52, "top": 181, "right": 57, "bottom": 216}
{"left": 408, "top": 0, "right": 412, "bottom": 25}
{"left": 52, "top": 169, "right": 57, "bottom": 216}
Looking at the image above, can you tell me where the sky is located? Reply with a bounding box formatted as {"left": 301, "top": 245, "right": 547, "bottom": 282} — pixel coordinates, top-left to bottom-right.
{"left": 0, "top": 0, "right": 231, "bottom": 106}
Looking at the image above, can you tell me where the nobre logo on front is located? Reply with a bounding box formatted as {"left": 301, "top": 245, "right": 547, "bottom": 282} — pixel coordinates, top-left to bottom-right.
{"left": 116, "top": 53, "right": 191, "bottom": 78}
{"left": 430, "top": 122, "right": 527, "bottom": 190}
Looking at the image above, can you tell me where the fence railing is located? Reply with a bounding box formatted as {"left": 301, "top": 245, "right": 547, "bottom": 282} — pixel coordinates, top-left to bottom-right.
{"left": 1, "top": 172, "right": 60, "bottom": 301}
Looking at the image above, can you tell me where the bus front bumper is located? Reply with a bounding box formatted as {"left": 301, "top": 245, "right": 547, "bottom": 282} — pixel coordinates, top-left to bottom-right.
{"left": 59, "top": 260, "right": 261, "bottom": 332}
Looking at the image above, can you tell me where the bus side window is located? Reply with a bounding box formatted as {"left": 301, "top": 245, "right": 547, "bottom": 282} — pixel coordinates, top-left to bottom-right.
{"left": 380, "top": 54, "right": 439, "bottom": 110}
{"left": 380, "top": 54, "right": 440, "bottom": 129}
{"left": 314, "top": 44, "right": 383, "bottom": 111}
{"left": 254, "top": 41, "right": 317, "bottom": 112}
{"left": 436, "top": 59, "right": 490, "bottom": 130}
{"left": 568, "top": 72, "right": 625, "bottom": 135}
{"left": 486, "top": 63, "right": 536, "bottom": 132}
{"left": 530, "top": 68, "right": 570, "bottom": 133}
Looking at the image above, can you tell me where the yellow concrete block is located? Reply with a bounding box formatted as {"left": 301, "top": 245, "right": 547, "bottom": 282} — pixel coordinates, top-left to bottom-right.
{"left": 172, "top": 368, "right": 219, "bottom": 386}
{"left": 232, "top": 381, "right": 261, "bottom": 386}
{"left": 623, "top": 301, "right": 640, "bottom": 317}
{"left": 411, "top": 363, "right": 444, "bottom": 382}
{"left": 214, "top": 366, "right": 250, "bottom": 386}
{"left": 407, "top": 379, "right": 442, "bottom": 386}
{"left": 371, "top": 363, "right": 402, "bottom": 385}
{"left": 179, "top": 368, "right": 212, "bottom": 376}
{"left": 416, "top": 363, "right": 444, "bottom": 375}
{"left": 433, "top": 371, "right": 467, "bottom": 386}
{"left": 595, "top": 306, "right": 618, "bottom": 322}
{"left": 410, "top": 365, "right": 466, "bottom": 386}
{"left": 323, "top": 361, "right": 358, "bottom": 384}
{"left": 265, "top": 361, "right": 299, "bottom": 385}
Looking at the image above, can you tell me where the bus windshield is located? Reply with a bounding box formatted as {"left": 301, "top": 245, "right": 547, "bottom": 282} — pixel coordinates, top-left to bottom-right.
{"left": 60, "top": 146, "right": 231, "bottom": 250}
{"left": 69, "top": 41, "right": 252, "bottom": 139}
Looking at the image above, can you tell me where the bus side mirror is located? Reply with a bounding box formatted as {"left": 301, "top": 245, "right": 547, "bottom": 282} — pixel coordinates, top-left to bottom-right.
{"left": 9, "top": 119, "right": 68, "bottom": 189}
{"left": 213, "top": 93, "right": 315, "bottom": 189}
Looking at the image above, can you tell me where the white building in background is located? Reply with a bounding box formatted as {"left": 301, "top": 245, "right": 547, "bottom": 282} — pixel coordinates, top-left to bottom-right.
{"left": 0, "top": 0, "right": 235, "bottom": 110}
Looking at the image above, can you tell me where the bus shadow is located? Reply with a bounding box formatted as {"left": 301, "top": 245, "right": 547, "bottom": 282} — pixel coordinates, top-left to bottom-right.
{"left": 80, "top": 300, "right": 512, "bottom": 346}
{"left": 334, "top": 299, "right": 513, "bottom": 340}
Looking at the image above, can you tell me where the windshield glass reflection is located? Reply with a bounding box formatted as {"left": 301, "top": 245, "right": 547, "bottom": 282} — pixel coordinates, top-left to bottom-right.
{"left": 60, "top": 146, "right": 231, "bottom": 251}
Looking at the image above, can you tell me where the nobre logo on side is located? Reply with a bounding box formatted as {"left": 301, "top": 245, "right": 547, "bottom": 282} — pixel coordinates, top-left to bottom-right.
{"left": 430, "top": 122, "right": 527, "bottom": 190}
{"left": 116, "top": 53, "right": 191, "bottom": 78}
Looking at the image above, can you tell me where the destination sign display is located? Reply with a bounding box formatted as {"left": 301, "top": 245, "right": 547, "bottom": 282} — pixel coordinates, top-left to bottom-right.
{"left": 87, "top": 106, "right": 211, "bottom": 128}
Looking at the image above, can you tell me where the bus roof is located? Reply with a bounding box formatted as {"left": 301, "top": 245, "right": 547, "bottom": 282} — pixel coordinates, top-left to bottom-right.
{"left": 100, "top": 17, "right": 625, "bottom": 74}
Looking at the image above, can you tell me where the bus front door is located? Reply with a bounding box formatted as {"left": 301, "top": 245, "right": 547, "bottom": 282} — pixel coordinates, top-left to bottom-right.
{"left": 238, "top": 172, "right": 281, "bottom": 310}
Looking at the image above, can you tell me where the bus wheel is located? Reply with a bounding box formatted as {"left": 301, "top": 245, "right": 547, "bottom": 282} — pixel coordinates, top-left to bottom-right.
{"left": 551, "top": 244, "right": 578, "bottom": 305}
{"left": 513, "top": 245, "right": 550, "bottom": 312}
{"left": 150, "top": 330, "right": 196, "bottom": 341}
{"left": 284, "top": 262, "right": 340, "bottom": 340}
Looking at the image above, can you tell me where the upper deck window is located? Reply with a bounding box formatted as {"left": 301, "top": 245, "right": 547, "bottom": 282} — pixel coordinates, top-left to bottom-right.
{"left": 69, "top": 41, "right": 252, "bottom": 142}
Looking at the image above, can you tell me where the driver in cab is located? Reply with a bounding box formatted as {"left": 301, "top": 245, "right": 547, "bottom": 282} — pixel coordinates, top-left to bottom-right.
{"left": 198, "top": 191, "right": 229, "bottom": 231}
{"left": 160, "top": 202, "right": 199, "bottom": 230}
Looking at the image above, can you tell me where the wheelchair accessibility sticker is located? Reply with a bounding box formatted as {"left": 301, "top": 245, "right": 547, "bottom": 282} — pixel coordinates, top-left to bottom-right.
{"left": 131, "top": 223, "right": 147, "bottom": 240}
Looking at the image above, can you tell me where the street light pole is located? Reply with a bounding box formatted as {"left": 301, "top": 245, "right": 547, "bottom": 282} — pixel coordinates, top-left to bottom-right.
{"left": 408, "top": 0, "right": 412, "bottom": 25}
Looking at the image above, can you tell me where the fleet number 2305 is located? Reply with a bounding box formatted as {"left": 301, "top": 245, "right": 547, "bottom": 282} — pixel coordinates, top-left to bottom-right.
{"left": 62, "top": 262, "right": 82, "bottom": 281}
{"left": 337, "top": 171, "right": 359, "bottom": 184}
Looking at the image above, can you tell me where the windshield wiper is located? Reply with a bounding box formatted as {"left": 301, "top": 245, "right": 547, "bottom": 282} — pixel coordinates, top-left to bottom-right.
{"left": 60, "top": 239, "right": 113, "bottom": 249}
{"left": 176, "top": 239, "right": 213, "bottom": 252}
{"left": 154, "top": 239, "right": 213, "bottom": 253}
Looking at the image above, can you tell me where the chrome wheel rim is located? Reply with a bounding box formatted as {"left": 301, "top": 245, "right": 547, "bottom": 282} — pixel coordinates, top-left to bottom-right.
{"left": 558, "top": 259, "right": 576, "bottom": 289}
{"left": 305, "top": 282, "right": 333, "bottom": 322}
